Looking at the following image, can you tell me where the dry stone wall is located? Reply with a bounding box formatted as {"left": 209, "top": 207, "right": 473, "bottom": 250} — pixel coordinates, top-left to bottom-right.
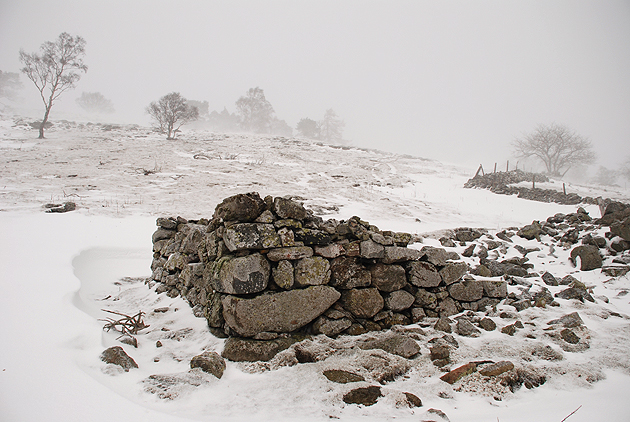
{"left": 150, "top": 193, "right": 508, "bottom": 339}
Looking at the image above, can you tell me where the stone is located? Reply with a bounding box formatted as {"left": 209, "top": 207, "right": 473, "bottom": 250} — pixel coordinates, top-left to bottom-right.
{"left": 602, "top": 265, "right": 630, "bottom": 277}
{"left": 273, "top": 197, "right": 308, "bottom": 220}
{"left": 341, "top": 288, "right": 384, "bottom": 318}
{"left": 360, "top": 240, "right": 385, "bottom": 259}
{"left": 221, "top": 337, "right": 298, "bottom": 362}
{"left": 439, "top": 237, "right": 456, "bottom": 247}
{"left": 322, "top": 369, "right": 365, "bottom": 384}
{"left": 343, "top": 386, "right": 383, "bottom": 406}
{"left": 411, "top": 307, "right": 427, "bottom": 323}
{"left": 454, "top": 228, "right": 483, "bottom": 242}
{"left": 414, "top": 289, "right": 438, "bottom": 310}
{"left": 541, "top": 271, "right": 559, "bottom": 286}
{"left": 313, "top": 243, "right": 345, "bottom": 258}
{"left": 152, "top": 227, "right": 176, "bottom": 243}
{"left": 479, "top": 361, "right": 514, "bottom": 377}
{"left": 213, "top": 192, "right": 265, "bottom": 222}
{"left": 312, "top": 316, "right": 352, "bottom": 337}
{"left": 266, "top": 246, "right": 313, "bottom": 261}
{"left": 501, "top": 323, "right": 517, "bottom": 336}
{"left": 255, "top": 209, "right": 275, "bottom": 223}
{"left": 358, "top": 333, "right": 420, "bottom": 358}
{"left": 221, "top": 285, "right": 341, "bottom": 337}
{"left": 560, "top": 328, "right": 580, "bottom": 344}
{"left": 164, "top": 252, "right": 189, "bottom": 272}
{"left": 294, "top": 256, "right": 331, "bottom": 287}
{"left": 294, "top": 228, "right": 333, "bottom": 246}
{"left": 481, "top": 280, "right": 508, "bottom": 298}
{"left": 462, "top": 244, "right": 476, "bottom": 257}
{"left": 272, "top": 260, "right": 294, "bottom": 289}
{"left": 407, "top": 261, "right": 442, "bottom": 288}
{"left": 211, "top": 253, "right": 270, "bottom": 295}
{"left": 422, "top": 247, "right": 448, "bottom": 266}
{"left": 512, "top": 299, "right": 531, "bottom": 312}
{"left": 370, "top": 263, "right": 407, "bottom": 292}
{"left": 439, "top": 363, "right": 477, "bottom": 384}
{"left": 330, "top": 256, "right": 371, "bottom": 289}
{"left": 569, "top": 245, "right": 602, "bottom": 271}
{"left": 402, "top": 392, "right": 423, "bottom": 408}
{"left": 478, "top": 317, "right": 496, "bottom": 331}
{"left": 424, "top": 408, "right": 450, "bottom": 422}
{"left": 223, "top": 223, "right": 282, "bottom": 251}
{"left": 190, "top": 351, "right": 226, "bottom": 379}
{"left": 384, "top": 290, "right": 416, "bottom": 312}
{"left": 611, "top": 216, "right": 630, "bottom": 242}
{"left": 382, "top": 246, "right": 424, "bottom": 264}
{"left": 448, "top": 280, "right": 483, "bottom": 302}
{"left": 100, "top": 346, "right": 138, "bottom": 371}
{"left": 434, "top": 317, "right": 452, "bottom": 333}
{"left": 456, "top": 319, "right": 481, "bottom": 337}
{"left": 517, "top": 221, "right": 542, "bottom": 240}
{"left": 437, "top": 297, "right": 460, "bottom": 317}
{"left": 555, "top": 287, "right": 595, "bottom": 303}
{"left": 156, "top": 217, "right": 178, "bottom": 230}
{"left": 439, "top": 262, "right": 469, "bottom": 285}
{"left": 430, "top": 344, "right": 450, "bottom": 361}
{"left": 484, "top": 260, "right": 528, "bottom": 277}
{"left": 547, "top": 312, "right": 583, "bottom": 328}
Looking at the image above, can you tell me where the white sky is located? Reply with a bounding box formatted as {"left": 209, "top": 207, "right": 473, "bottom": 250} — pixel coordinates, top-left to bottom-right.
{"left": 1, "top": 0, "right": 629, "bottom": 169}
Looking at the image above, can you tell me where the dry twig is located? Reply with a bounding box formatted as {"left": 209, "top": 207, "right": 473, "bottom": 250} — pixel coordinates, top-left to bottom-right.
{"left": 100, "top": 309, "right": 149, "bottom": 340}
{"left": 560, "top": 405, "right": 582, "bottom": 422}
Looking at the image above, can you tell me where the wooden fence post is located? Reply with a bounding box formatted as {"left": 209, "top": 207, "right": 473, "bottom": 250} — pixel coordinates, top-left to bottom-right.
{"left": 532, "top": 173, "right": 536, "bottom": 189}
{"left": 494, "top": 163, "right": 497, "bottom": 173}
{"left": 506, "top": 160, "right": 509, "bottom": 172}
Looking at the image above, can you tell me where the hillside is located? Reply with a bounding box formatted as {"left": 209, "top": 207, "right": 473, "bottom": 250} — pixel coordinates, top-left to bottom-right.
{"left": 1, "top": 116, "right": 629, "bottom": 422}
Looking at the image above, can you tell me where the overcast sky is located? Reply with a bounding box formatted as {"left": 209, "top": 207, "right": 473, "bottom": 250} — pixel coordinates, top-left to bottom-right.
{"left": 1, "top": 0, "right": 629, "bottom": 170}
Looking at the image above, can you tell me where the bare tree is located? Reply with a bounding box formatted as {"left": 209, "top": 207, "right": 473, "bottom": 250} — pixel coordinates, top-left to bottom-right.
{"left": 76, "top": 91, "right": 114, "bottom": 114}
{"left": 319, "top": 108, "right": 345, "bottom": 143}
{"left": 146, "top": 92, "right": 199, "bottom": 139}
{"left": 235, "top": 87, "right": 275, "bottom": 133}
{"left": 512, "top": 123, "right": 596, "bottom": 177}
{"left": 19, "top": 33, "right": 87, "bottom": 139}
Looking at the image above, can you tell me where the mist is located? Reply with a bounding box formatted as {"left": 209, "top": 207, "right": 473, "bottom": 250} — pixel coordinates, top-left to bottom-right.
{"left": 1, "top": 0, "right": 629, "bottom": 170}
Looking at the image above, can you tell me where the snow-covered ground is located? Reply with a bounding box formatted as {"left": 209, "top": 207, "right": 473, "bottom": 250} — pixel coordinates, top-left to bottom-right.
{"left": 1, "top": 116, "right": 629, "bottom": 421}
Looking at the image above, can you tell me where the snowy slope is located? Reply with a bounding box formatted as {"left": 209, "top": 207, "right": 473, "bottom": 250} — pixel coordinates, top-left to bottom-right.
{"left": 1, "top": 117, "right": 629, "bottom": 422}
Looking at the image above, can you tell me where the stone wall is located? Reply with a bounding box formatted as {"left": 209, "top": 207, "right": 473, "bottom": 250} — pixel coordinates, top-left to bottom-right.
{"left": 150, "top": 193, "right": 507, "bottom": 339}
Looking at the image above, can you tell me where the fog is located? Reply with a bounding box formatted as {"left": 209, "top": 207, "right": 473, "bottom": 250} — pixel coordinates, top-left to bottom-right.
{"left": 1, "top": 0, "right": 629, "bottom": 169}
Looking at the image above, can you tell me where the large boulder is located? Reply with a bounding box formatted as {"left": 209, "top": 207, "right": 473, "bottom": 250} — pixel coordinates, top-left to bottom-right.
{"left": 569, "top": 245, "right": 602, "bottom": 271}
{"left": 329, "top": 256, "right": 371, "bottom": 289}
{"left": 341, "top": 288, "right": 384, "bottom": 318}
{"left": 213, "top": 192, "right": 265, "bottom": 222}
{"left": 481, "top": 280, "right": 508, "bottom": 298}
{"left": 294, "top": 257, "right": 331, "bottom": 287}
{"left": 517, "top": 221, "right": 542, "bottom": 240}
{"left": 439, "top": 261, "right": 468, "bottom": 285}
{"left": 221, "top": 285, "right": 341, "bottom": 337}
{"left": 611, "top": 216, "right": 630, "bottom": 242}
{"left": 211, "top": 253, "right": 270, "bottom": 295}
{"left": 357, "top": 333, "right": 420, "bottom": 358}
{"left": 382, "top": 246, "right": 424, "bottom": 264}
{"left": 384, "top": 290, "right": 415, "bottom": 312}
{"left": 370, "top": 263, "right": 407, "bottom": 292}
{"left": 273, "top": 197, "right": 308, "bottom": 220}
{"left": 223, "top": 223, "right": 282, "bottom": 251}
{"left": 221, "top": 337, "right": 297, "bottom": 362}
{"left": 407, "top": 261, "right": 441, "bottom": 288}
{"left": 448, "top": 280, "right": 484, "bottom": 302}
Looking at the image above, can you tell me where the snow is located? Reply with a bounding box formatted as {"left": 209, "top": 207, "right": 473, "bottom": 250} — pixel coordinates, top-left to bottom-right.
{"left": 1, "top": 117, "right": 630, "bottom": 421}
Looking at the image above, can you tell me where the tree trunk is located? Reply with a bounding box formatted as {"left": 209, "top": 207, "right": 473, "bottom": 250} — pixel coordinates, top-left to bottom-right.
{"left": 39, "top": 106, "right": 52, "bottom": 139}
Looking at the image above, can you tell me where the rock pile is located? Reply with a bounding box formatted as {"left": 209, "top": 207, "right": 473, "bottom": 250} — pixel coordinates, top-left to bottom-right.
{"left": 150, "top": 193, "right": 508, "bottom": 342}
{"left": 463, "top": 170, "right": 597, "bottom": 205}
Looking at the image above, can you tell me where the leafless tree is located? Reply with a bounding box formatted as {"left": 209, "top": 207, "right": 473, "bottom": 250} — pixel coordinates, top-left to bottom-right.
{"left": 19, "top": 32, "right": 87, "bottom": 139}
{"left": 512, "top": 123, "right": 596, "bottom": 177}
{"left": 146, "top": 92, "right": 199, "bottom": 139}
{"left": 76, "top": 91, "right": 114, "bottom": 114}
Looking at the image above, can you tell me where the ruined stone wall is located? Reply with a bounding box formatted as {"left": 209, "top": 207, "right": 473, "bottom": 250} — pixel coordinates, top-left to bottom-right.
{"left": 150, "top": 193, "right": 507, "bottom": 339}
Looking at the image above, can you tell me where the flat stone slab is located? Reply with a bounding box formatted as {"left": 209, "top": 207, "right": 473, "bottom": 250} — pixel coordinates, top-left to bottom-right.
{"left": 221, "top": 285, "right": 341, "bottom": 337}
{"left": 439, "top": 362, "right": 477, "bottom": 384}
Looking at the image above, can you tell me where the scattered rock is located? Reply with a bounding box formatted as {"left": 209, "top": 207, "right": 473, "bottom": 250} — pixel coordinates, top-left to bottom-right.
{"left": 343, "top": 386, "right": 383, "bottom": 406}
{"left": 560, "top": 328, "right": 580, "bottom": 344}
{"left": 434, "top": 317, "right": 452, "bottom": 333}
{"left": 455, "top": 319, "right": 481, "bottom": 337}
{"left": 569, "top": 245, "right": 602, "bottom": 271}
{"left": 439, "top": 363, "right": 477, "bottom": 384}
{"left": 479, "top": 361, "right": 514, "bottom": 377}
{"left": 190, "top": 351, "right": 226, "bottom": 378}
{"left": 358, "top": 332, "right": 420, "bottom": 358}
{"left": 547, "top": 312, "right": 583, "bottom": 328}
{"left": 478, "top": 317, "right": 496, "bottom": 331}
{"left": 322, "top": 369, "right": 365, "bottom": 384}
{"left": 100, "top": 346, "right": 138, "bottom": 371}
{"left": 221, "top": 337, "right": 298, "bottom": 362}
